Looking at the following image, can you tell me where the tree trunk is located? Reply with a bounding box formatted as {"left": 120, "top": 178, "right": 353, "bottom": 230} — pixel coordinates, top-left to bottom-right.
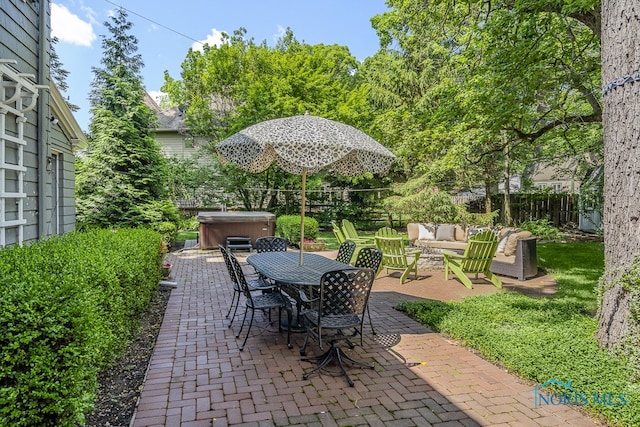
{"left": 597, "top": 0, "right": 640, "bottom": 348}
{"left": 484, "top": 179, "right": 492, "bottom": 214}
{"left": 503, "top": 135, "right": 512, "bottom": 226}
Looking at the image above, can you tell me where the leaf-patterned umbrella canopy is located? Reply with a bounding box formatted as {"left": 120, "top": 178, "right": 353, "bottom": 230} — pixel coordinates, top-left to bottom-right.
{"left": 216, "top": 114, "right": 396, "bottom": 264}
{"left": 216, "top": 114, "right": 396, "bottom": 176}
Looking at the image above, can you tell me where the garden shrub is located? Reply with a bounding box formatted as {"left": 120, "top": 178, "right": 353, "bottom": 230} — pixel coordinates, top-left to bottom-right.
{"left": 0, "top": 228, "right": 163, "bottom": 426}
{"left": 519, "top": 218, "right": 562, "bottom": 240}
{"left": 153, "top": 221, "right": 177, "bottom": 247}
{"left": 276, "top": 215, "right": 319, "bottom": 245}
{"left": 384, "top": 187, "right": 462, "bottom": 224}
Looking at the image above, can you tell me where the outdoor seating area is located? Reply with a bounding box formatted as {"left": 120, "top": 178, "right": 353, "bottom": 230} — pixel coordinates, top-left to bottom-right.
{"left": 407, "top": 222, "right": 539, "bottom": 281}
{"left": 129, "top": 245, "right": 599, "bottom": 426}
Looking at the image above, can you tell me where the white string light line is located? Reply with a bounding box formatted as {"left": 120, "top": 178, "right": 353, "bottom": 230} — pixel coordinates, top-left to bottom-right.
{"left": 602, "top": 70, "right": 640, "bottom": 96}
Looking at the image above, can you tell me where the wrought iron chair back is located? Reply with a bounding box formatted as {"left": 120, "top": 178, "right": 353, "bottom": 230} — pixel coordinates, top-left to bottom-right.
{"left": 353, "top": 247, "right": 383, "bottom": 334}
{"left": 304, "top": 268, "right": 375, "bottom": 349}
{"left": 335, "top": 240, "right": 357, "bottom": 264}
{"left": 219, "top": 244, "right": 244, "bottom": 324}
{"left": 227, "top": 250, "right": 292, "bottom": 350}
{"left": 353, "top": 246, "right": 383, "bottom": 272}
{"left": 219, "top": 245, "right": 274, "bottom": 327}
{"left": 300, "top": 267, "right": 376, "bottom": 386}
{"left": 255, "top": 236, "right": 288, "bottom": 252}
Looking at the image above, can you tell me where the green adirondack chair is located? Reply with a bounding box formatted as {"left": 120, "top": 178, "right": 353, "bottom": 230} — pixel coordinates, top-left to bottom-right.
{"left": 331, "top": 220, "right": 347, "bottom": 244}
{"left": 442, "top": 230, "right": 502, "bottom": 289}
{"left": 332, "top": 221, "right": 372, "bottom": 263}
{"left": 375, "top": 226, "right": 414, "bottom": 247}
{"left": 375, "top": 226, "right": 398, "bottom": 237}
{"left": 374, "top": 236, "right": 421, "bottom": 284}
{"left": 342, "top": 219, "right": 375, "bottom": 244}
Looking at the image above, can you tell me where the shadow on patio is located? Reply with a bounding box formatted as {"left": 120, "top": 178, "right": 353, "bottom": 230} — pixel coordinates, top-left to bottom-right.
{"left": 131, "top": 248, "right": 601, "bottom": 426}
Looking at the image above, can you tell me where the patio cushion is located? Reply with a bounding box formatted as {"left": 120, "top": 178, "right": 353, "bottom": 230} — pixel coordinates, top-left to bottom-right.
{"left": 465, "top": 226, "right": 490, "bottom": 242}
{"left": 504, "top": 230, "right": 532, "bottom": 256}
{"left": 497, "top": 229, "right": 518, "bottom": 253}
{"left": 435, "top": 224, "right": 456, "bottom": 241}
{"left": 418, "top": 223, "right": 436, "bottom": 240}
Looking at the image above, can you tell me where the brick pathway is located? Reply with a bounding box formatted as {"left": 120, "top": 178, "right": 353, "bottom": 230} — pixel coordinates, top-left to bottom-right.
{"left": 131, "top": 248, "right": 602, "bottom": 427}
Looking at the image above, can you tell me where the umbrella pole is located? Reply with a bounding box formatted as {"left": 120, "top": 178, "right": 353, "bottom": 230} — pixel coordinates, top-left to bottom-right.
{"left": 299, "top": 170, "right": 306, "bottom": 265}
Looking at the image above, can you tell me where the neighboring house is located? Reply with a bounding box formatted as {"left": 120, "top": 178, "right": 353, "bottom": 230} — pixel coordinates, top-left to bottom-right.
{"left": 144, "top": 93, "right": 204, "bottom": 161}
{"left": 1, "top": 1, "right": 85, "bottom": 247}
{"left": 528, "top": 158, "right": 582, "bottom": 193}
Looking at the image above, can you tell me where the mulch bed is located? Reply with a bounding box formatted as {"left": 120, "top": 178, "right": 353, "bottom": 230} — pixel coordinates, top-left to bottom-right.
{"left": 85, "top": 286, "right": 171, "bottom": 427}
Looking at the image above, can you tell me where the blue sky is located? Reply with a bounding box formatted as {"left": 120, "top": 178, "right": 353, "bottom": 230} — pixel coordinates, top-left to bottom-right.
{"left": 51, "top": 0, "right": 391, "bottom": 132}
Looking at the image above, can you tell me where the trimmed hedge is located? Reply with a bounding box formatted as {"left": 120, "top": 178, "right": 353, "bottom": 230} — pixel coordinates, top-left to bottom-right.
{"left": 275, "top": 215, "right": 319, "bottom": 245}
{"left": 0, "top": 228, "right": 164, "bottom": 426}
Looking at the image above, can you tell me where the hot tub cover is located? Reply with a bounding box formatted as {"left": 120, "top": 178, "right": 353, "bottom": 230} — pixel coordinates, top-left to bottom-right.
{"left": 197, "top": 211, "right": 275, "bottom": 223}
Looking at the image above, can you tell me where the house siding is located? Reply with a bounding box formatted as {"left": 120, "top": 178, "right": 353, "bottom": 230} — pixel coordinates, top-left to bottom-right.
{"left": 1, "top": 1, "right": 79, "bottom": 247}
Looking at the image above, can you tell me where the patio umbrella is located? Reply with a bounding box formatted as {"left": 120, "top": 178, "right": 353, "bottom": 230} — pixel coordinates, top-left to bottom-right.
{"left": 216, "top": 113, "right": 396, "bottom": 264}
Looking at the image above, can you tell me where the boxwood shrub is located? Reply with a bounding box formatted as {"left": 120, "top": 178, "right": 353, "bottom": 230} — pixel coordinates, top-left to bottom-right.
{"left": 275, "top": 215, "right": 319, "bottom": 245}
{"left": 0, "top": 228, "right": 163, "bottom": 426}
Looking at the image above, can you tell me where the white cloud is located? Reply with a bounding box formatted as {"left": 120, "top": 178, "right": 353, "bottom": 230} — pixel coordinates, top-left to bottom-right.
{"left": 275, "top": 25, "right": 287, "bottom": 43}
{"left": 191, "top": 28, "right": 226, "bottom": 52}
{"left": 148, "top": 90, "right": 168, "bottom": 106}
{"left": 51, "top": 3, "right": 96, "bottom": 47}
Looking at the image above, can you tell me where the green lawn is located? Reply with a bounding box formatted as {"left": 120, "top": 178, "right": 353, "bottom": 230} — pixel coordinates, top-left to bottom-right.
{"left": 176, "top": 231, "right": 198, "bottom": 242}
{"left": 398, "top": 241, "right": 639, "bottom": 427}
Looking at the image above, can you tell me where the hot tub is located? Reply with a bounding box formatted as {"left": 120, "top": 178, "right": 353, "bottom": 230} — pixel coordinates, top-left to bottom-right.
{"left": 197, "top": 211, "right": 276, "bottom": 249}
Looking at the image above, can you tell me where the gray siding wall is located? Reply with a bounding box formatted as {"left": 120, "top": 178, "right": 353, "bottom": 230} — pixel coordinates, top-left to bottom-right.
{"left": 1, "top": 1, "right": 77, "bottom": 247}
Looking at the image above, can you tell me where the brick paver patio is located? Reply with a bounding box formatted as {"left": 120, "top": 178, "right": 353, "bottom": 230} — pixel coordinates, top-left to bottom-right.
{"left": 131, "top": 247, "right": 602, "bottom": 427}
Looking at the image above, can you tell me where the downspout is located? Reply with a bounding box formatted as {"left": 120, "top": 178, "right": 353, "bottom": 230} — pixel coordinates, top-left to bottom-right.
{"left": 37, "top": 0, "right": 50, "bottom": 240}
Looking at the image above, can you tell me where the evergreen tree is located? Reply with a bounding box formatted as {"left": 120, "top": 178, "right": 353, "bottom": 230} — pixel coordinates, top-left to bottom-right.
{"left": 76, "top": 8, "right": 173, "bottom": 229}
{"left": 50, "top": 36, "right": 79, "bottom": 112}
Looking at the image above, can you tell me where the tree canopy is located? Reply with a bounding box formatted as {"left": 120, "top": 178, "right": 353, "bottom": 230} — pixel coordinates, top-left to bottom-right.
{"left": 365, "top": 0, "right": 602, "bottom": 199}
{"left": 76, "top": 9, "right": 173, "bottom": 229}
{"left": 162, "top": 28, "right": 390, "bottom": 213}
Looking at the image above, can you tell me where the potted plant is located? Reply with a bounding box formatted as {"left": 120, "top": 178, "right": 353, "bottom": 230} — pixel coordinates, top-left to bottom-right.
{"left": 302, "top": 237, "right": 326, "bottom": 252}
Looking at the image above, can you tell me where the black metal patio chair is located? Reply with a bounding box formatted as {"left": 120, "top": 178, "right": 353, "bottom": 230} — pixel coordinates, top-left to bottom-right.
{"left": 255, "top": 236, "right": 288, "bottom": 252}
{"left": 299, "top": 268, "right": 376, "bottom": 386}
{"left": 219, "top": 245, "right": 275, "bottom": 328}
{"left": 228, "top": 250, "right": 293, "bottom": 351}
{"left": 335, "top": 240, "right": 357, "bottom": 264}
{"left": 353, "top": 246, "right": 383, "bottom": 335}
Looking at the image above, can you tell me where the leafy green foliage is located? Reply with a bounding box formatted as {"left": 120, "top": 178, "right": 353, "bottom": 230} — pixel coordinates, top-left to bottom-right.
{"left": 0, "top": 228, "right": 163, "bottom": 426}
{"left": 366, "top": 0, "right": 602, "bottom": 202}
{"left": 398, "top": 241, "right": 640, "bottom": 426}
{"left": 166, "top": 157, "right": 227, "bottom": 208}
{"left": 76, "top": 9, "right": 172, "bottom": 230}
{"left": 597, "top": 255, "right": 640, "bottom": 383}
{"left": 275, "top": 215, "right": 319, "bottom": 245}
{"left": 383, "top": 184, "right": 463, "bottom": 224}
{"left": 162, "top": 28, "right": 396, "bottom": 213}
{"left": 152, "top": 221, "right": 177, "bottom": 247}
{"left": 519, "top": 218, "right": 563, "bottom": 240}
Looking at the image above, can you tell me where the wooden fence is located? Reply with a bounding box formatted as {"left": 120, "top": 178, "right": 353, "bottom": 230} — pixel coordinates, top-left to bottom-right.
{"left": 178, "top": 191, "right": 582, "bottom": 230}
{"left": 468, "top": 193, "right": 580, "bottom": 227}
